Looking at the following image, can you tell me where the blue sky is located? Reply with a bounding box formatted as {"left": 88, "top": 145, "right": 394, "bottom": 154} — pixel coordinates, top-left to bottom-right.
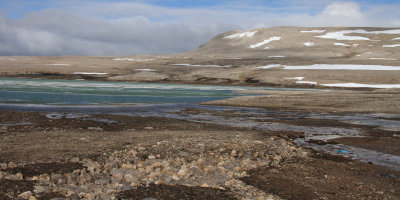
{"left": 1, "top": 0, "right": 399, "bottom": 18}
{"left": 0, "top": 0, "right": 399, "bottom": 56}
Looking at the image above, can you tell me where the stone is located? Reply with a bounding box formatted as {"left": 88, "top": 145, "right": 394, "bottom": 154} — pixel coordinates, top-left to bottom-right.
{"left": 88, "top": 127, "right": 103, "bottom": 131}
{"left": 66, "top": 190, "right": 76, "bottom": 197}
{"left": 0, "top": 163, "right": 7, "bottom": 170}
{"left": 144, "top": 127, "right": 154, "bottom": 130}
{"left": 178, "top": 151, "right": 189, "bottom": 157}
{"left": 28, "top": 196, "right": 37, "bottom": 200}
{"left": 231, "top": 150, "right": 237, "bottom": 157}
{"left": 177, "top": 169, "right": 187, "bottom": 178}
{"left": 8, "top": 161, "right": 17, "bottom": 168}
{"left": 33, "top": 186, "right": 49, "bottom": 194}
{"left": 148, "top": 155, "right": 156, "bottom": 160}
{"left": 70, "top": 157, "right": 80, "bottom": 163}
{"left": 171, "top": 175, "right": 180, "bottom": 181}
{"left": 124, "top": 174, "right": 135, "bottom": 183}
{"left": 122, "top": 163, "right": 135, "bottom": 169}
{"left": 200, "top": 183, "right": 209, "bottom": 188}
{"left": 18, "top": 191, "right": 32, "bottom": 199}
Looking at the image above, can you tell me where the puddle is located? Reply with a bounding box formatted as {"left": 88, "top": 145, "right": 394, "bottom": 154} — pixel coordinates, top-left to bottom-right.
{"left": 0, "top": 103, "right": 399, "bottom": 170}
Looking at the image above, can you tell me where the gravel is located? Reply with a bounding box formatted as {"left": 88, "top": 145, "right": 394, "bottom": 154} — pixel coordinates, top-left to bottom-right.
{"left": 0, "top": 136, "right": 308, "bottom": 199}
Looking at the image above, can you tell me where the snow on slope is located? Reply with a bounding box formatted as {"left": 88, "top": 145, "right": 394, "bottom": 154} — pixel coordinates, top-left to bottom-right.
{"left": 224, "top": 31, "right": 258, "bottom": 39}
{"left": 315, "top": 29, "right": 400, "bottom": 41}
{"left": 304, "top": 42, "right": 315, "bottom": 47}
{"left": 383, "top": 44, "right": 400, "bottom": 47}
{"left": 249, "top": 37, "right": 281, "bottom": 48}
{"left": 256, "top": 64, "right": 400, "bottom": 70}
{"left": 322, "top": 83, "right": 400, "bottom": 88}
{"left": 334, "top": 43, "right": 350, "bottom": 46}
{"left": 301, "top": 30, "right": 326, "bottom": 33}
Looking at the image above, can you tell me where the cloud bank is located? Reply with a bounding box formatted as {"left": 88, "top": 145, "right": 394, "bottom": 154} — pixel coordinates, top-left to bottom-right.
{"left": 0, "top": 1, "right": 399, "bottom": 56}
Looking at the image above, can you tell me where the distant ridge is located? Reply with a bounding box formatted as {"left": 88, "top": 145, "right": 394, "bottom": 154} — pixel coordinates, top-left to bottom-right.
{"left": 189, "top": 26, "right": 400, "bottom": 61}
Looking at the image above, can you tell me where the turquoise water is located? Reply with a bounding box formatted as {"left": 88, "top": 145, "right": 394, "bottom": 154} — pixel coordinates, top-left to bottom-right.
{"left": 0, "top": 78, "right": 298, "bottom": 105}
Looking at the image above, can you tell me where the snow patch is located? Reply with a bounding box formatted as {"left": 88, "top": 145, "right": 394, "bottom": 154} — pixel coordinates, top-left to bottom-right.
{"left": 393, "top": 37, "right": 400, "bottom": 40}
{"left": 171, "top": 64, "right": 231, "bottom": 68}
{"left": 304, "top": 42, "right": 315, "bottom": 47}
{"left": 316, "top": 29, "right": 400, "bottom": 41}
{"left": 286, "top": 77, "right": 304, "bottom": 81}
{"left": 268, "top": 56, "right": 286, "bottom": 58}
{"left": 301, "top": 30, "right": 326, "bottom": 33}
{"left": 249, "top": 37, "right": 281, "bottom": 48}
{"left": 73, "top": 72, "right": 108, "bottom": 75}
{"left": 135, "top": 69, "right": 155, "bottom": 72}
{"left": 283, "top": 64, "right": 400, "bottom": 70}
{"left": 334, "top": 43, "right": 350, "bottom": 47}
{"left": 255, "top": 64, "right": 282, "bottom": 69}
{"left": 46, "top": 64, "right": 71, "bottom": 66}
{"left": 383, "top": 44, "right": 400, "bottom": 47}
{"left": 256, "top": 64, "right": 400, "bottom": 71}
{"left": 369, "top": 58, "right": 397, "bottom": 61}
{"left": 296, "top": 81, "right": 317, "bottom": 85}
{"left": 322, "top": 83, "right": 400, "bottom": 89}
{"left": 224, "top": 31, "right": 258, "bottom": 39}
{"left": 113, "top": 58, "right": 154, "bottom": 62}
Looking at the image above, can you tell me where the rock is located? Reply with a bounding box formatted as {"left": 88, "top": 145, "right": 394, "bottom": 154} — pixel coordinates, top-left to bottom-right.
{"left": 70, "top": 157, "right": 80, "bottom": 163}
{"left": 33, "top": 186, "right": 49, "bottom": 194}
{"left": 171, "top": 175, "right": 180, "bottom": 181}
{"left": 88, "top": 127, "right": 103, "bottom": 131}
{"left": 110, "top": 168, "right": 124, "bottom": 179}
{"left": 144, "top": 127, "right": 154, "bottom": 130}
{"left": 231, "top": 150, "right": 237, "bottom": 157}
{"left": 178, "top": 151, "right": 189, "bottom": 157}
{"left": 138, "top": 147, "right": 146, "bottom": 151}
{"left": 121, "top": 163, "right": 135, "bottom": 169}
{"left": 28, "top": 196, "right": 37, "bottom": 200}
{"left": 0, "top": 163, "right": 7, "bottom": 170}
{"left": 177, "top": 169, "right": 187, "bottom": 178}
{"left": 148, "top": 155, "right": 156, "bottom": 160}
{"left": 18, "top": 191, "right": 32, "bottom": 199}
{"left": 16, "top": 173, "right": 24, "bottom": 180}
{"left": 66, "top": 190, "right": 76, "bottom": 197}
{"left": 201, "top": 183, "right": 209, "bottom": 188}
{"left": 124, "top": 174, "right": 136, "bottom": 183}
{"left": 39, "top": 174, "right": 51, "bottom": 182}
{"left": 8, "top": 161, "right": 17, "bottom": 168}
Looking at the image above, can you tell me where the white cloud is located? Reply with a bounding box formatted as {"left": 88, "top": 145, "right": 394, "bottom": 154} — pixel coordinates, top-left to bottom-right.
{"left": 0, "top": 1, "right": 399, "bottom": 56}
{"left": 322, "top": 2, "right": 363, "bottom": 18}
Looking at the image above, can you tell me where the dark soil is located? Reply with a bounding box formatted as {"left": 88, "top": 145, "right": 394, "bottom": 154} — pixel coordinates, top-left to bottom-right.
{"left": 0, "top": 180, "right": 36, "bottom": 200}
{"left": 5, "top": 162, "right": 84, "bottom": 177}
{"left": 0, "top": 110, "right": 248, "bottom": 133}
{"left": 242, "top": 151, "right": 400, "bottom": 200}
{"left": 331, "top": 137, "right": 400, "bottom": 156}
{"left": 117, "top": 184, "right": 236, "bottom": 200}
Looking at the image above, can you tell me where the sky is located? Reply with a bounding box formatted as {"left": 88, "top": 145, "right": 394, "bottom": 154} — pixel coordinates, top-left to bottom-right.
{"left": 0, "top": 0, "right": 399, "bottom": 56}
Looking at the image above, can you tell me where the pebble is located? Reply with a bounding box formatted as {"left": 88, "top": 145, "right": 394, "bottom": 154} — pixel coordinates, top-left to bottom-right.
{"left": 70, "top": 157, "right": 80, "bottom": 163}
{"left": 8, "top": 161, "right": 17, "bottom": 168}
{"left": 29, "top": 196, "right": 37, "bottom": 200}
{"left": 18, "top": 191, "right": 32, "bottom": 199}
{"left": 0, "top": 163, "right": 7, "bottom": 170}
{"left": 25, "top": 137, "right": 301, "bottom": 200}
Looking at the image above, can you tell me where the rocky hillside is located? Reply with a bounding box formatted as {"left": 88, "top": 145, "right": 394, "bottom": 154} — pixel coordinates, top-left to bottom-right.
{"left": 190, "top": 26, "right": 400, "bottom": 61}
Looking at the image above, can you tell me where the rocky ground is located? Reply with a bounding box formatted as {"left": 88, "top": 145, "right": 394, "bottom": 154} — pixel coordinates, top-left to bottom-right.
{"left": 0, "top": 110, "right": 399, "bottom": 200}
